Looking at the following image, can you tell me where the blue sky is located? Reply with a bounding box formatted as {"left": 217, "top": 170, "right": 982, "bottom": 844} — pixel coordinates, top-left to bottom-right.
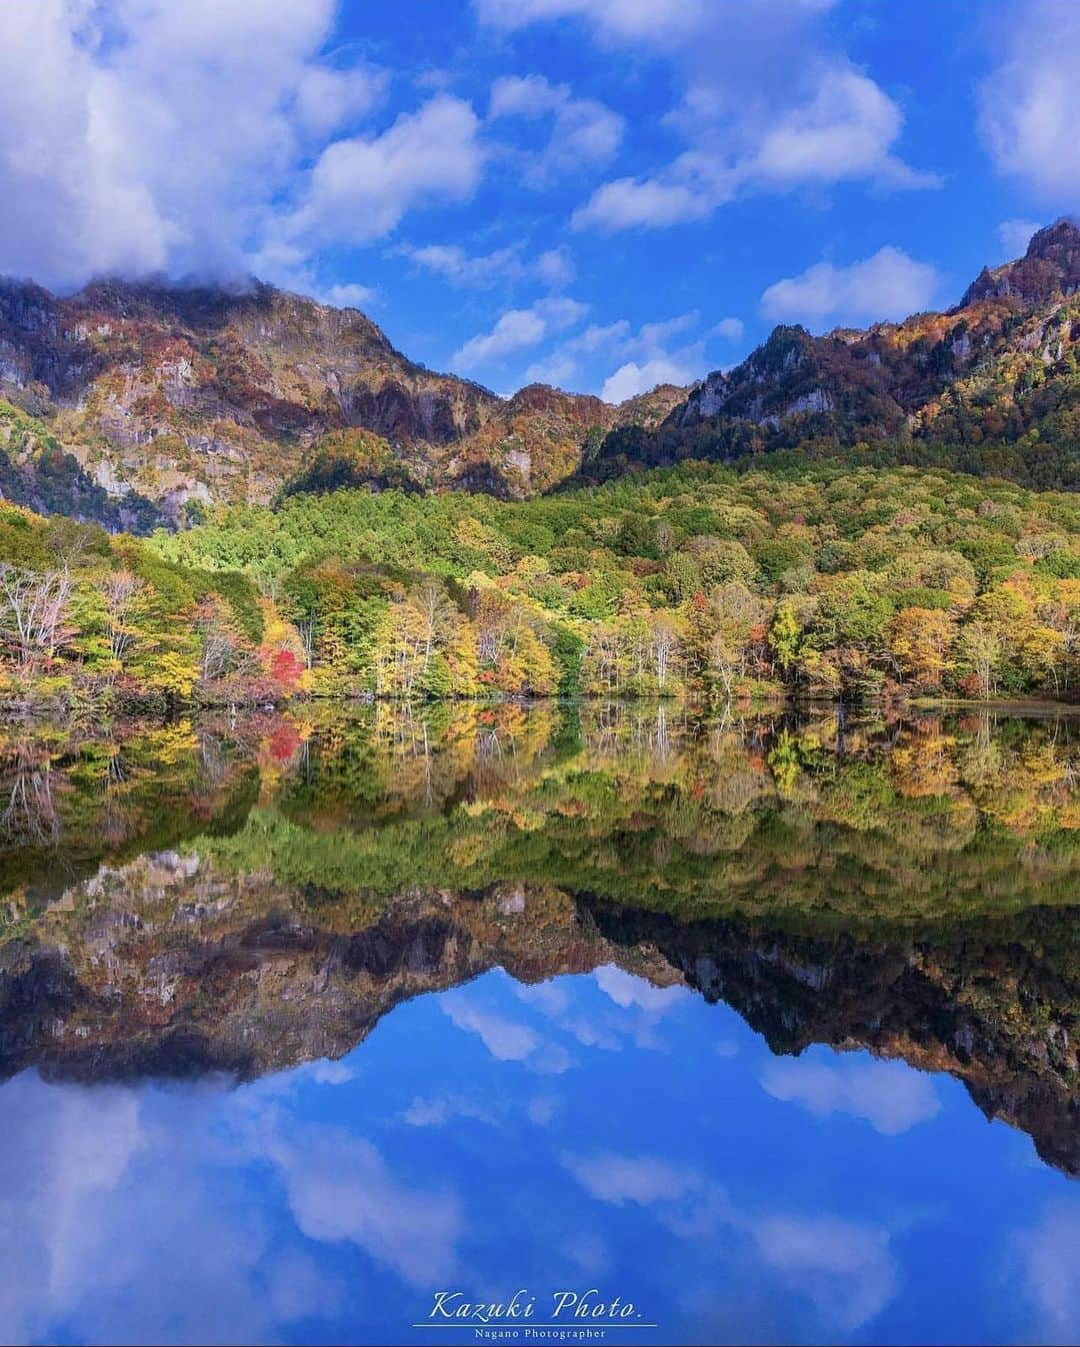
{"left": 0, "top": 1, "right": 1077, "bottom": 400}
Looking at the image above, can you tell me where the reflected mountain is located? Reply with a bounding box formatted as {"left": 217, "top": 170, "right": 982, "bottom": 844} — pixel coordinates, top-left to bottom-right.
{"left": 0, "top": 703, "right": 1077, "bottom": 1174}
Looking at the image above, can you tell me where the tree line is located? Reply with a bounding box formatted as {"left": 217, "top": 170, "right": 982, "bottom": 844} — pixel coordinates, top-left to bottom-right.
{"left": 5, "top": 460, "right": 1080, "bottom": 711}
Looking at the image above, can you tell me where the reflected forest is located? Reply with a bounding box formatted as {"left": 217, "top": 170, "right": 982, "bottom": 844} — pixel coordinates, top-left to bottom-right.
{"left": 2, "top": 703, "right": 1077, "bottom": 1176}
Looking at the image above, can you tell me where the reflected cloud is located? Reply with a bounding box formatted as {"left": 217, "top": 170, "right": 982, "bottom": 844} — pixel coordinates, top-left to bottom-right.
{"left": 1013, "top": 1201, "right": 1080, "bottom": 1344}
{"left": 404, "top": 1094, "right": 494, "bottom": 1127}
{"left": 563, "top": 1148, "right": 899, "bottom": 1335}
{"left": 0, "top": 1073, "right": 278, "bottom": 1345}
{"left": 262, "top": 1123, "right": 462, "bottom": 1287}
{"left": 562, "top": 1150, "right": 701, "bottom": 1206}
{"left": 527, "top": 1094, "right": 559, "bottom": 1126}
{"left": 595, "top": 965, "right": 688, "bottom": 1014}
{"left": 750, "top": 1214, "right": 897, "bottom": 1333}
{"left": 760, "top": 1055, "right": 941, "bottom": 1135}
{"left": 443, "top": 991, "right": 574, "bottom": 1074}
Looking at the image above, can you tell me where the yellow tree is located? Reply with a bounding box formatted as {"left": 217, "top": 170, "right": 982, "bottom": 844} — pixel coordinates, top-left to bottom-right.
{"left": 889, "top": 607, "right": 957, "bottom": 691}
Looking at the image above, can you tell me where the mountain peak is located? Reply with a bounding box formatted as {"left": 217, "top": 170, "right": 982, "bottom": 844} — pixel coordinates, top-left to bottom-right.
{"left": 960, "top": 217, "right": 1080, "bottom": 308}
{"left": 1024, "top": 216, "right": 1080, "bottom": 263}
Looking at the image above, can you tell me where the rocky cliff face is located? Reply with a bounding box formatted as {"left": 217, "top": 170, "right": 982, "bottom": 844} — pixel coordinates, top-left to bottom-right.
{"left": 0, "top": 278, "right": 504, "bottom": 520}
{"left": 583, "top": 218, "right": 1080, "bottom": 487}
{"left": 0, "top": 278, "right": 668, "bottom": 521}
{"left": 677, "top": 219, "right": 1080, "bottom": 436}
{"left": 2, "top": 219, "right": 1079, "bottom": 524}
{"left": 961, "top": 217, "right": 1080, "bottom": 305}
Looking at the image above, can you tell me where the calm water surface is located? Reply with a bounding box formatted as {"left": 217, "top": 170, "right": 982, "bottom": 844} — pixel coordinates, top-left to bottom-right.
{"left": 0, "top": 703, "right": 1077, "bottom": 1345}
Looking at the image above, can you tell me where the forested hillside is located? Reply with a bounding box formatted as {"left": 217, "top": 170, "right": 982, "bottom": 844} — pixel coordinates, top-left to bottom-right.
{"left": 4, "top": 461, "right": 1080, "bottom": 711}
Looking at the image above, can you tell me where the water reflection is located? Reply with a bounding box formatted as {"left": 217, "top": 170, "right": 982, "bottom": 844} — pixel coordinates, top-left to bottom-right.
{"left": 0, "top": 703, "right": 1077, "bottom": 1343}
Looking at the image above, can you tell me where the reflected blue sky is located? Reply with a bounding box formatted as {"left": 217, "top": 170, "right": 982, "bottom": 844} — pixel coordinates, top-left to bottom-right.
{"left": 0, "top": 966, "right": 1076, "bottom": 1347}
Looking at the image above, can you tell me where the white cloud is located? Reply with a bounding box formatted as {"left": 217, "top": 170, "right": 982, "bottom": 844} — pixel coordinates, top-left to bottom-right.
{"left": 522, "top": 308, "right": 706, "bottom": 398}
{"left": 572, "top": 177, "right": 711, "bottom": 231}
{"left": 601, "top": 356, "right": 696, "bottom": 402}
{"left": 760, "top": 1055, "right": 941, "bottom": 1135}
{"left": 405, "top": 242, "right": 525, "bottom": 287}
{"left": 711, "top": 316, "right": 744, "bottom": 341}
{"left": 0, "top": 3, "right": 482, "bottom": 294}
{"left": 760, "top": 245, "right": 939, "bottom": 327}
{"left": 402, "top": 241, "right": 575, "bottom": 290}
{"left": 282, "top": 94, "right": 484, "bottom": 249}
{"left": 451, "top": 295, "right": 588, "bottom": 371}
{"left": 523, "top": 352, "right": 580, "bottom": 387}
{"left": 978, "top": 3, "right": 1080, "bottom": 201}
{"left": 475, "top": 0, "right": 714, "bottom": 44}
{"left": 496, "top": 1, "right": 936, "bottom": 234}
{"left": 536, "top": 246, "right": 577, "bottom": 288}
{"left": 317, "top": 282, "right": 377, "bottom": 309}
{"left": 489, "top": 73, "right": 624, "bottom": 184}
{"left": 295, "top": 63, "right": 389, "bottom": 137}
{"left": 996, "top": 219, "right": 1042, "bottom": 259}
{"left": 743, "top": 69, "right": 940, "bottom": 191}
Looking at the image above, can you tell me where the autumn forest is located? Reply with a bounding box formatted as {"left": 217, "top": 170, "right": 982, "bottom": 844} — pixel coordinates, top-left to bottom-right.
{"left": 3, "top": 457, "right": 1080, "bottom": 714}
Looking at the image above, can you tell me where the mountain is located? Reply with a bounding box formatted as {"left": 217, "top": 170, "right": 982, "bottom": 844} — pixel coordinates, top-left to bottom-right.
{"left": 0, "top": 276, "right": 668, "bottom": 526}
{"left": 583, "top": 218, "right": 1080, "bottom": 488}
{"left": 0, "top": 219, "right": 1078, "bottom": 530}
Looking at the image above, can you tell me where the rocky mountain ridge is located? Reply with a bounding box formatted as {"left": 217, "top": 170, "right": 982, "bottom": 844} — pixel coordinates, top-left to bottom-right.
{"left": 0, "top": 218, "right": 1078, "bottom": 527}
{"left": 584, "top": 218, "right": 1080, "bottom": 487}
{"left": 0, "top": 276, "right": 672, "bottom": 524}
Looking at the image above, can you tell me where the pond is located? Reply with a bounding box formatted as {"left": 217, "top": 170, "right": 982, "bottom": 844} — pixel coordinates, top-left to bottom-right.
{"left": 0, "top": 703, "right": 1076, "bottom": 1345}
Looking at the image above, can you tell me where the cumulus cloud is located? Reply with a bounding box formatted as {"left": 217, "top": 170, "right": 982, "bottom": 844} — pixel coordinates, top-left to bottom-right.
{"left": 978, "top": 2, "right": 1080, "bottom": 201}
{"left": 451, "top": 295, "right": 588, "bottom": 372}
{"left": 489, "top": 73, "right": 624, "bottom": 184}
{"left": 601, "top": 356, "right": 697, "bottom": 402}
{"left": 760, "top": 246, "right": 939, "bottom": 327}
{"left": 0, "top": 2, "right": 482, "bottom": 293}
{"left": 475, "top": 0, "right": 714, "bottom": 44}
{"left": 572, "top": 178, "right": 711, "bottom": 231}
{"left": 280, "top": 94, "right": 484, "bottom": 250}
{"left": 317, "top": 282, "right": 377, "bottom": 309}
{"left": 760, "top": 1055, "right": 941, "bottom": 1135}
{"left": 596, "top": 313, "right": 707, "bottom": 400}
{"left": 492, "top": 1, "right": 937, "bottom": 233}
